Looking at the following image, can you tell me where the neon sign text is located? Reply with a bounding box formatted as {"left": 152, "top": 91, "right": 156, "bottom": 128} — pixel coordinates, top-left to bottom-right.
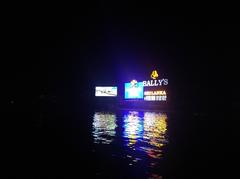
{"left": 144, "top": 90, "right": 166, "bottom": 96}
{"left": 143, "top": 79, "right": 168, "bottom": 87}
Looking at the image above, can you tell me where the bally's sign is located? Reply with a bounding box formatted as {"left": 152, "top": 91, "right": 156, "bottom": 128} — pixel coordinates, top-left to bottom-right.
{"left": 143, "top": 70, "right": 168, "bottom": 87}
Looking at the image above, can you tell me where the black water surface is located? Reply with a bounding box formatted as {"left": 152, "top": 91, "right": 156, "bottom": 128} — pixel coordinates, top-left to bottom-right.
{"left": 4, "top": 102, "right": 231, "bottom": 178}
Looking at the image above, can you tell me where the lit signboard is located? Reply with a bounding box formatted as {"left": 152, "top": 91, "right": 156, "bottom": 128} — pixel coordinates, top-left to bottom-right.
{"left": 144, "top": 90, "right": 167, "bottom": 101}
{"left": 151, "top": 70, "right": 159, "bottom": 79}
{"left": 95, "top": 87, "right": 117, "bottom": 97}
{"left": 143, "top": 70, "right": 168, "bottom": 87}
{"left": 124, "top": 80, "right": 144, "bottom": 99}
{"left": 143, "top": 79, "right": 168, "bottom": 87}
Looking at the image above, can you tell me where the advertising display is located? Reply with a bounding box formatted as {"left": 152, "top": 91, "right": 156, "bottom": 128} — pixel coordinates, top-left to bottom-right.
{"left": 95, "top": 86, "right": 118, "bottom": 97}
{"left": 143, "top": 70, "right": 168, "bottom": 87}
{"left": 95, "top": 70, "right": 168, "bottom": 108}
{"left": 124, "top": 80, "right": 144, "bottom": 99}
{"left": 144, "top": 89, "right": 167, "bottom": 101}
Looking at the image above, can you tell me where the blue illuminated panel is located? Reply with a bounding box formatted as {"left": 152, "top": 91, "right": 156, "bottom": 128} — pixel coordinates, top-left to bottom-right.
{"left": 124, "top": 82, "right": 144, "bottom": 99}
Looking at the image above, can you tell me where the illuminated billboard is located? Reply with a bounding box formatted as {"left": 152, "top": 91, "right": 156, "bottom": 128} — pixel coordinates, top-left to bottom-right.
{"left": 144, "top": 90, "right": 167, "bottom": 101}
{"left": 95, "top": 87, "right": 117, "bottom": 97}
{"left": 124, "top": 80, "right": 144, "bottom": 99}
{"left": 143, "top": 70, "right": 168, "bottom": 87}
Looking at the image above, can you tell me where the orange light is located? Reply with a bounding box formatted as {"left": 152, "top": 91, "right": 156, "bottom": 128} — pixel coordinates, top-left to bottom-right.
{"left": 151, "top": 70, "right": 159, "bottom": 79}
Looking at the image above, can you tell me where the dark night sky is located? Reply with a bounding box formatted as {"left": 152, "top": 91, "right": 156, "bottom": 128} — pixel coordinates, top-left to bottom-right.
{"left": 4, "top": 4, "right": 238, "bottom": 112}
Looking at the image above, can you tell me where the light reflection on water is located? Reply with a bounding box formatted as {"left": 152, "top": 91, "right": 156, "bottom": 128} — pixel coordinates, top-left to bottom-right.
{"left": 123, "top": 111, "right": 144, "bottom": 147}
{"left": 142, "top": 112, "right": 168, "bottom": 159}
{"left": 123, "top": 111, "right": 168, "bottom": 159}
{"left": 92, "top": 110, "right": 168, "bottom": 177}
{"left": 92, "top": 112, "right": 117, "bottom": 144}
